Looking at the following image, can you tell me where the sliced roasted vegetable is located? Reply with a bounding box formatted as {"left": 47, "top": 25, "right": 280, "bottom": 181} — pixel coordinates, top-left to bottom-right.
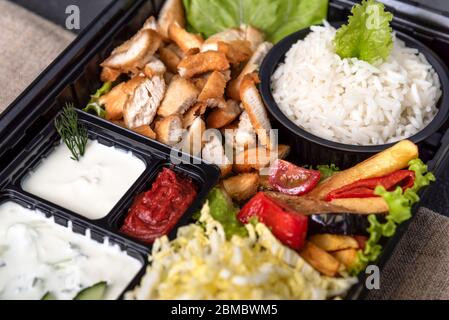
{"left": 308, "top": 213, "right": 373, "bottom": 236}
{"left": 299, "top": 242, "right": 341, "bottom": 277}
{"left": 325, "top": 170, "right": 415, "bottom": 201}
{"left": 222, "top": 173, "right": 259, "bottom": 202}
{"left": 309, "top": 234, "right": 359, "bottom": 252}
{"left": 234, "top": 144, "right": 290, "bottom": 173}
{"left": 264, "top": 191, "right": 357, "bottom": 215}
{"left": 269, "top": 160, "right": 320, "bottom": 196}
{"left": 238, "top": 192, "right": 308, "bottom": 250}
{"left": 73, "top": 282, "right": 107, "bottom": 300}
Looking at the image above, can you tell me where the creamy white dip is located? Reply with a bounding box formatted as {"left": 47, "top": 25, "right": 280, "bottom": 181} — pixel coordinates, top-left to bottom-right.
{"left": 0, "top": 201, "right": 142, "bottom": 300}
{"left": 22, "top": 140, "right": 146, "bottom": 220}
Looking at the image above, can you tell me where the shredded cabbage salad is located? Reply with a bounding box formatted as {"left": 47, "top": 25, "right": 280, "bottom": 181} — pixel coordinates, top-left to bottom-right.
{"left": 127, "top": 202, "right": 356, "bottom": 300}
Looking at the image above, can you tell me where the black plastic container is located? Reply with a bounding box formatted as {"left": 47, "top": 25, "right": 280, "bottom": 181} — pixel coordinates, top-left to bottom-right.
{"left": 1, "top": 0, "right": 449, "bottom": 301}
{"left": 260, "top": 22, "right": 449, "bottom": 168}
{"left": 0, "top": 103, "right": 220, "bottom": 299}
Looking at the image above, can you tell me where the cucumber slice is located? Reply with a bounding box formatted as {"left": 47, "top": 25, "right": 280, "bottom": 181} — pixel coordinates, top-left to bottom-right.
{"left": 73, "top": 282, "right": 107, "bottom": 300}
{"left": 41, "top": 292, "right": 56, "bottom": 300}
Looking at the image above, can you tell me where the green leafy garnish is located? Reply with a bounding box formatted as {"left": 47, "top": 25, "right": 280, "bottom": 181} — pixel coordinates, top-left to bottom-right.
{"left": 82, "top": 82, "right": 112, "bottom": 118}
{"left": 55, "top": 103, "right": 88, "bottom": 161}
{"left": 317, "top": 164, "right": 340, "bottom": 181}
{"left": 196, "top": 188, "right": 247, "bottom": 239}
{"left": 334, "top": 0, "right": 393, "bottom": 65}
{"left": 183, "top": 0, "right": 328, "bottom": 43}
{"left": 352, "top": 159, "right": 435, "bottom": 274}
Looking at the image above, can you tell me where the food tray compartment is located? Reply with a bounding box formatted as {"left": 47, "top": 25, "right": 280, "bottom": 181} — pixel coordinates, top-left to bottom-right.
{"left": 0, "top": 0, "right": 448, "bottom": 300}
{"left": 0, "top": 189, "right": 149, "bottom": 300}
{"left": 0, "top": 107, "right": 219, "bottom": 249}
{"left": 109, "top": 161, "right": 213, "bottom": 246}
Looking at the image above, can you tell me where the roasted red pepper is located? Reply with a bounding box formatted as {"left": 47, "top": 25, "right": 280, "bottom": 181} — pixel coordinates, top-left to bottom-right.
{"left": 326, "top": 170, "right": 415, "bottom": 201}
{"left": 237, "top": 192, "right": 308, "bottom": 250}
{"left": 269, "top": 160, "right": 321, "bottom": 196}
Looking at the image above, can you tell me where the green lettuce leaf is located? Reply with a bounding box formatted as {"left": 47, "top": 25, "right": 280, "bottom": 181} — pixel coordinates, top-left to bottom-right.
{"left": 183, "top": 0, "right": 328, "bottom": 43}
{"left": 352, "top": 159, "right": 435, "bottom": 274}
{"left": 194, "top": 188, "right": 247, "bottom": 239}
{"left": 334, "top": 0, "right": 393, "bottom": 65}
{"left": 316, "top": 164, "right": 340, "bottom": 181}
{"left": 82, "top": 82, "right": 112, "bottom": 118}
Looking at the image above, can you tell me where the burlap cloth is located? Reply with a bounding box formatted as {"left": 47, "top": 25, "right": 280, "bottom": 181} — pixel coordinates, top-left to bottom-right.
{"left": 0, "top": 0, "right": 75, "bottom": 112}
{"left": 365, "top": 207, "right": 449, "bottom": 300}
{"left": 1, "top": 0, "right": 449, "bottom": 301}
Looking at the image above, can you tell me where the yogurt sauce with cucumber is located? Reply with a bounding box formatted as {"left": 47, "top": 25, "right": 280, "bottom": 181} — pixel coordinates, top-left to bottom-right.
{"left": 0, "top": 201, "right": 142, "bottom": 300}
{"left": 22, "top": 140, "right": 146, "bottom": 220}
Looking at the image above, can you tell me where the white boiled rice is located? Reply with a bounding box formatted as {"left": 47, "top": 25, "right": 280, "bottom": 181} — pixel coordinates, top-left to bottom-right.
{"left": 271, "top": 22, "right": 442, "bottom": 145}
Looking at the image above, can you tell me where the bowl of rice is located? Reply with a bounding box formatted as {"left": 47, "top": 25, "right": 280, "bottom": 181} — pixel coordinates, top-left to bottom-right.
{"left": 259, "top": 21, "right": 449, "bottom": 167}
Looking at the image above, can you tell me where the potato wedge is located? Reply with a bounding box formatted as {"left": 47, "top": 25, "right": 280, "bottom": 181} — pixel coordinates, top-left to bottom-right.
{"left": 234, "top": 144, "right": 290, "bottom": 173}
{"left": 332, "top": 249, "right": 359, "bottom": 270}
{"left": 309, "top": 234, "right": 359, "bottom": 252}
{"left": 299, "top": 242, "right": 341, "bottom": 277}
{"left": 222, "top": 173, "right": 259, "bottom": 202}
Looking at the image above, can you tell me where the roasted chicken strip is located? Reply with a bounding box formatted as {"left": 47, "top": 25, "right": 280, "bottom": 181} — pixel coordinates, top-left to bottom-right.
{"left": 227, "top": 42, "right": 273, "bottom": 101}
{"left": 123, "top": 75, "right": 166, "bottom": 129}
{"left": 168, "top": 22, "right": 204, "bottom": 53}
{"left": 154, "top": 114, "right": 183, "bottom": 146}
{"left": 101, "top": 29, "right": 162, "bottom": 75}
{"left": 178, "top": 51, "right": 230, "bottom": 78}
{"left": 157, "top": 0, "right": 185, "bottom": 39}
{"left": 157, "top": 75, "right": 199, "bottom": 117}
{"left": 240, "top": 74, "right": 272, "bottom": 148}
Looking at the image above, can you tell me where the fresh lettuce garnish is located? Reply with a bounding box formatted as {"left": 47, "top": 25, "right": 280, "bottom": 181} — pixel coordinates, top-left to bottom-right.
{"left": 352, "top": 159, "right": 435, "bottom": 274}
{"left": 334, "top": 0, "right": 393, "bottom": 65}
{"left": 194, "top": 188, "right": 247, "bottom": 239}
{"left": 82, "top": 82, "right": 112, "bottom": 118}
{"left": 317, "top": 164, "right": 340, "bottom": 181}
{"left": 183, "top": 0, "right": 328, "bottom": 43}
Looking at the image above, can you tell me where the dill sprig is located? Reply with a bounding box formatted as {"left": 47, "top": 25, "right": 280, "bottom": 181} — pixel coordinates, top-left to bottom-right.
{"left": 55, "top": 103, "right": 88, "bottom": 161}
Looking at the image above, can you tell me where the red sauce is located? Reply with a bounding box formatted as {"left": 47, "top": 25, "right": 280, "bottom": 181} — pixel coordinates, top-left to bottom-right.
{"left": 120, "top": 168, "right": 197, "bottom": 244}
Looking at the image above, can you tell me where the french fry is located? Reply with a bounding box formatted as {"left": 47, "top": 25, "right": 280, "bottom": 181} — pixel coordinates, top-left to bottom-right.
{"left": 330, "top": 198, "right": 389, "bottom": 214}
{"left": 309, "top": 140, "right": 419, "bottom": 200}
{"left": 222, "top": 173, "right": 259, "bottom": 202}
{"left": 299, "top": 242, "right": 341, "bottom": 277}
{"left": 309, "top": 234, "right": 359, "bottom": 252}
